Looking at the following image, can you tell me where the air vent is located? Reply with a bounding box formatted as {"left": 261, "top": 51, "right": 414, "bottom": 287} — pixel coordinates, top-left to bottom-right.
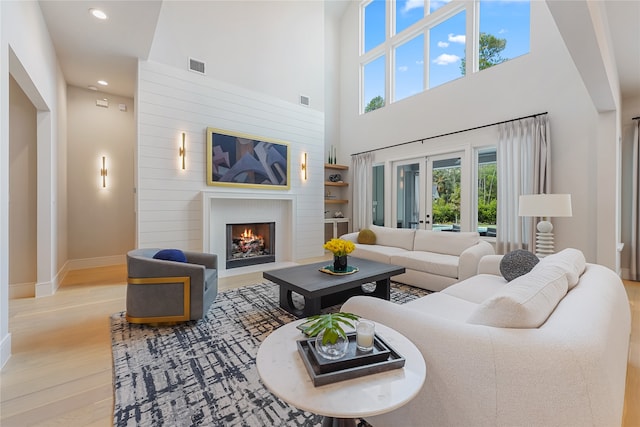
{"left": 189, "top": 58, "right": 206, "bottom": 75}
{"left": 299, "top": 95, "right": 310, "bottom": 107}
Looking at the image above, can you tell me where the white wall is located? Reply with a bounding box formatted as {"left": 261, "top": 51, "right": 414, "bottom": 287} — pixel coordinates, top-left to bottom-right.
{"left": 8, "top": 74, "right": 37, "bottom": 298}
{"left": 1, "top": 0, "right": 67, "bottom": 368}
{"left": 148, "top": 0, "right": 325, "bottom": 111}
{"left": 138, "top": 1, "right": 327, "bottom": 260}
{"left": 620, "top": 95, "right": 640, "bottom": 278}
{"left": 136, "top": 60, "right": 325, "bottom": 260}
{"left": 338, "top": 1, "right": 614, "bottom": 264}
{"left": 66, "top": 86, "right": 135, "bottom": 265}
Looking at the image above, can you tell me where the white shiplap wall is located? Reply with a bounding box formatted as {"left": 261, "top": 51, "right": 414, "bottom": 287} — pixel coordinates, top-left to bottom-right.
{"left": 136, "top": 60, "right": 325, "bottom": 261}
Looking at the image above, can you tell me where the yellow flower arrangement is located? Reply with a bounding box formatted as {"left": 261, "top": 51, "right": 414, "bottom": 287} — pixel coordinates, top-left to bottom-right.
{"left": 323, "top": 238, "right": 355, "bottom": 257}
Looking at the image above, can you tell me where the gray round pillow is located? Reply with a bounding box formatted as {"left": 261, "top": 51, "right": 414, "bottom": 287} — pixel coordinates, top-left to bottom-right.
{"left": 500, "top": 249, "right": 539, "bottom": 282}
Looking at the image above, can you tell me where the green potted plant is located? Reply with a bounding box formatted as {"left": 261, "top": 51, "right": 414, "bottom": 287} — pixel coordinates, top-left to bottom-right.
{"left": 301, "top": 312, "right": 359, "bottom": 360}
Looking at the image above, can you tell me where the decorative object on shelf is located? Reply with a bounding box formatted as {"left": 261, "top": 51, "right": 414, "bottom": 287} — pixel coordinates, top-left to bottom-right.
{"left": 518, "top": 194, "right": 573, "bottom": 257}
{"left": 300, "top": 312, "right": 360, "bottom": 360}
{"left": 206, "top": 127, "right": 290, "bottom": 190}
{"left": 333, "top": 211, "right": 344, "bottom": 218}
{"left": 329, "top": 173, "right": 342, "bottom": 182}
{"left": 323, "top": 238, "right": 355, "bottom": 273}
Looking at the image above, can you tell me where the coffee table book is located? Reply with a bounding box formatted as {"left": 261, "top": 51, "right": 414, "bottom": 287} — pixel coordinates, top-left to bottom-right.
{"left": 296, "top": 333, "right": 405, "bottom": 386}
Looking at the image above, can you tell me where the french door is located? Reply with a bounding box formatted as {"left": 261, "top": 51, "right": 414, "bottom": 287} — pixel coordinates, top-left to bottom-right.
{"left": 394, "top": 151, "right": 465, "bottom": 230}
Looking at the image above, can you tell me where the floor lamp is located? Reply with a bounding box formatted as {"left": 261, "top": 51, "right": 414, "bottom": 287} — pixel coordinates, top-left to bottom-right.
{"left": 518, "top": 194, "right": 572, "bottom": 258}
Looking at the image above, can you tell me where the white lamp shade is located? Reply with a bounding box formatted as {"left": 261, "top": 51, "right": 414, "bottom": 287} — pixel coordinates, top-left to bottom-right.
{"left": 518, "top": 194, "right": 572, "bottom": 218}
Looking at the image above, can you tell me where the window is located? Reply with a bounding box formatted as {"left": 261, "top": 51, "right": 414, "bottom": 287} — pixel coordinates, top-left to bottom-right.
{"left": 363, "top": 55, "right": 386, "bottom": 112}
{"left": 395, "top": 0, "right": 424, "bottom": 34}
{"left": 359, "top": 1, "right": 530, "bottom": 113}
{"left": 478, "top": 0, "right": 530, "bottom": 71}
{"left": 428, "top": 11, "right": 466, "bottom": 89}
{"left": 394, "top": 34, "right": 424, "bottom": 101}
{"left": 477, "top": 148, "right": 497, "bottom": 237}
{"left": 363, "top": 0, "right": 386, "bottom": 53}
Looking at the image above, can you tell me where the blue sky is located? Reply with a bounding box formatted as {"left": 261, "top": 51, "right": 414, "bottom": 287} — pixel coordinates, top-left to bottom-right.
{"left": 364, "top": 0, "right": 530, "bottom": 109}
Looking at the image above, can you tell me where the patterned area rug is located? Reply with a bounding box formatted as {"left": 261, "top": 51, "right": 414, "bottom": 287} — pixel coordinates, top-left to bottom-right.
{"left": 111, "top": 281, "right": 428, "bottom": 427}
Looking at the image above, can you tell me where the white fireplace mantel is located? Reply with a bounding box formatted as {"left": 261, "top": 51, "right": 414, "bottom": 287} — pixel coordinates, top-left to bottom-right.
{"left": 201, "top": 191, "right": 297, "bottom": 273}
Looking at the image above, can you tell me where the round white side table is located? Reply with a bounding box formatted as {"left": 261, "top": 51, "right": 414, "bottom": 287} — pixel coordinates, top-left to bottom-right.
{"left": 256, "top": 319, "right": 426, "bottom": 426}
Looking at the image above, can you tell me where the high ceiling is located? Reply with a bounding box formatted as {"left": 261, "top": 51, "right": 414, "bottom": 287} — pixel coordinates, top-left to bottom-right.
{"left": 38, "top": 0, "right": 640, "bottom": 101}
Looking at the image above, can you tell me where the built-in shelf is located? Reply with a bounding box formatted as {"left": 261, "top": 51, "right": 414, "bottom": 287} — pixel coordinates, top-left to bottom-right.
{"left": 325, "top": 181, "right": 348, "bottom": 187}
{"left": 324, "top": 163, "right": 349, "bottom": 170}
{"left": 325, "top": 199, "right": 349, "bottom": 204}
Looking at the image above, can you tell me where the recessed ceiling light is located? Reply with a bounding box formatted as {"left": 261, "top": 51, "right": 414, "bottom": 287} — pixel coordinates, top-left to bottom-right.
{"left": 97, "top": 80, "right": 108, "bottom": 86}
{"left": 89, "top": 8, "right": 108, "bottom": 20}
{"left": 88, "top": 85, "right": 98, "bottom": 91}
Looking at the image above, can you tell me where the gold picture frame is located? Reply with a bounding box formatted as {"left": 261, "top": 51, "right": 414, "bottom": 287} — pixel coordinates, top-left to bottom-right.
{"left": 206, "top": 127, "right": 290, "bottom": 190}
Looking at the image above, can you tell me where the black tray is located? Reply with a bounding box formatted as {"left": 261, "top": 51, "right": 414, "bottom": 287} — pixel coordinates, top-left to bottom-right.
{"left": 296, "top": 333, "right": 405, "bottom": 387}
{"left": 307, "top": 332, "right": 390, "bottom": 373}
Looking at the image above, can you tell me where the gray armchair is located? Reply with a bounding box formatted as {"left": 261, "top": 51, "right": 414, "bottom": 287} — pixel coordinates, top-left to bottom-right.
{"left": 126, "top": 248, "right": 218, "bottom": 324}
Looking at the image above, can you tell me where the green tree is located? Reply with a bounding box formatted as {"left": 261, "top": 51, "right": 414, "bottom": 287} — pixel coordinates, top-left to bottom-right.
{"left": 460, "top": 33, "right": 508, "bottom": 75}
{"left": 365, "top": 95, "right": 385, "bottom": 113}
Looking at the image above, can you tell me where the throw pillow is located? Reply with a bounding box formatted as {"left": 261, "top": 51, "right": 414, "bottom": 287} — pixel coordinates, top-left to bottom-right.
{"left": 357, "top": 229, "right": 376, "bottom": 245}
{"left": 500, "top": 249, "right": 539, "bottom": 282}
{"left": 153, "top": 248, "right": 187, "bottom": 263}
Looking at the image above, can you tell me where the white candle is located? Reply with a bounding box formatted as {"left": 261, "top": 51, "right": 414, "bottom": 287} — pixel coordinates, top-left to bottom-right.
{"left": 356, "top": 320, "right": 375, "bottom": 351}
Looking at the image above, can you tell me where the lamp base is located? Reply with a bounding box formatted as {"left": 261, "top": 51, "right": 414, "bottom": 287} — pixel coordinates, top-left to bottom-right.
{"left": 535, "top": 220, "right": 554, "bottom": 258}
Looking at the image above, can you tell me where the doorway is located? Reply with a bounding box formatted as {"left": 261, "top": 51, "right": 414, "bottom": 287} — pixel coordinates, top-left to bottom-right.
{"left": 393, "top": 151, "right": 466, "bottom": 230}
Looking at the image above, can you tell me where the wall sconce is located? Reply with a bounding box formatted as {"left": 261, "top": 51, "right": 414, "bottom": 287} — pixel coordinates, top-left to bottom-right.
{"left": 100, "top": 156, "right": 108, "bottom": 187}
{"left": 179, "top": 132, "right": 186, "bottom": 170}
{"left": 301, "top": 152, "right": 308, "bottom": 180}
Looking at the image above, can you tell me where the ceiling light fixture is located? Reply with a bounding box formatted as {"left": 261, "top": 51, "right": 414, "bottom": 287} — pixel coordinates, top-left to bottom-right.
{"left": 88, "top": 85, "right": 98, "bottom": 91}
{"left": 97, "top": 80, "right": 108, "bottom": 86}
{"left": 89, "top": 8, "right": 108, "bottom": 20}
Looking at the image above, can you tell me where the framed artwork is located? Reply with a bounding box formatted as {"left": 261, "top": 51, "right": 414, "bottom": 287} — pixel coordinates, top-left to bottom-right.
{"left": 206, "top": 127, "right": 290, "bottom": 190}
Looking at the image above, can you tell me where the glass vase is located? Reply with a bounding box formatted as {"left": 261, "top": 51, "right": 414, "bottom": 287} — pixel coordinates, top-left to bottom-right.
{"left": 315, "top": 330, "right": 348, "bottom": 360}
{"left": 333, "top": 255, "right": 348, "bottom": 272}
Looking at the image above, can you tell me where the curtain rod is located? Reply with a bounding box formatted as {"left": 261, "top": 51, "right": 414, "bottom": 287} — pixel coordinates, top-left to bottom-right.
{"left": 633, "top": 116, "right": 640, "bottom": 120}
{"left": 351, "top": 111, "right": 548, "bottom": 157}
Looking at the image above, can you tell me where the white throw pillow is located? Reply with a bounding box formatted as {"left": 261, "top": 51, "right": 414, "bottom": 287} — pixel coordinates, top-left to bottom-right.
{"left": 467, "top": 263, "right": 569, "bottom": 328}
{"left": 369, "top": 225, "right": 416, "bottom": 251}
{"left": 412, "top": 230, "right": 479, "bottom": 256}
{"left": 538, "top": 248, "right": 586, "bottom": 290}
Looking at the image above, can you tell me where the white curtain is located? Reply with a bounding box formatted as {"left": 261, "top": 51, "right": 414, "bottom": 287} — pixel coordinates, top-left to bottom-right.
{"left": 352, "top": 152, "right": 373, "bottom": 231}
{"left": 631, "top": 120, "right": 640, "bottom": 280}
{"left": 496, "top": 116, "right": 550, "bottom": 254}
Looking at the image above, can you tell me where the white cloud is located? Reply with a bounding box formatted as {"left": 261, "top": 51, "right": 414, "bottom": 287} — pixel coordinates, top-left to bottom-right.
{"left": 438, "top": 41, "right": 449, "bottom": 48}
{"left": 416, "top": 60, "right": 424, "bottom": 65}
{"left": 432, "top": 53, "right": 460, "bottom": 65}
{"left": 448, "top": 33, "right": 466, "bottom": 44}
{"left": 498, "top": 28, "right": 508, "bottom": 34}
{"left": 398, "top": 65, "right": 409, "bottom": 72}
{"left": 402, "top": 0, "right": 424, "bottom": 13}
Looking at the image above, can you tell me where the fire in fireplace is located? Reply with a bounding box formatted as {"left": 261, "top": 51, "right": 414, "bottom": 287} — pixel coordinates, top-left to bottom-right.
{"left": 226, "top": 222, "right": 275, "bottom": 269}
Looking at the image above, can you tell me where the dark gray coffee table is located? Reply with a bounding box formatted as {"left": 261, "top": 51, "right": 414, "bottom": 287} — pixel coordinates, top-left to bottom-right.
{"left": 263, "top": 257, "right": 405, "bottom": 317}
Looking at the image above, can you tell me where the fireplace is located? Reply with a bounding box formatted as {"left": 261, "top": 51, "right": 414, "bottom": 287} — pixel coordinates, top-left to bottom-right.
{"left": 226, "top": 222, "right": 276, "bottom": 269}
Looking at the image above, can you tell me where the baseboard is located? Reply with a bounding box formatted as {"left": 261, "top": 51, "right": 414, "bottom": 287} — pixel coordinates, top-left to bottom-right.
{"left": 0, "top": 332, "right": 11, "bottom": 370}
{"left": 9, "top": 281, "right": 35, "bottom": 299}
{"left": 621, "top": 267, "right": 631, "bottom": 281}
{"left": 66, "top": 255, "right": 126, "bottom": 270}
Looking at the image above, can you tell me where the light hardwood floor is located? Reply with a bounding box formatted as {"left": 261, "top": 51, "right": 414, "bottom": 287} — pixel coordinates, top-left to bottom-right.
{"left": 1, "top": 264, "right": 638, "bottom": 427}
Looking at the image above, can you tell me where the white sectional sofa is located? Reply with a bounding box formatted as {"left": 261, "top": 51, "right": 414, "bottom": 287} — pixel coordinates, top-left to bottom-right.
{"left": 342, "top": 249, "right": 631, "bottom": 427}
{"left": 341, "top": 224, "right": 495, "bottom": 291}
